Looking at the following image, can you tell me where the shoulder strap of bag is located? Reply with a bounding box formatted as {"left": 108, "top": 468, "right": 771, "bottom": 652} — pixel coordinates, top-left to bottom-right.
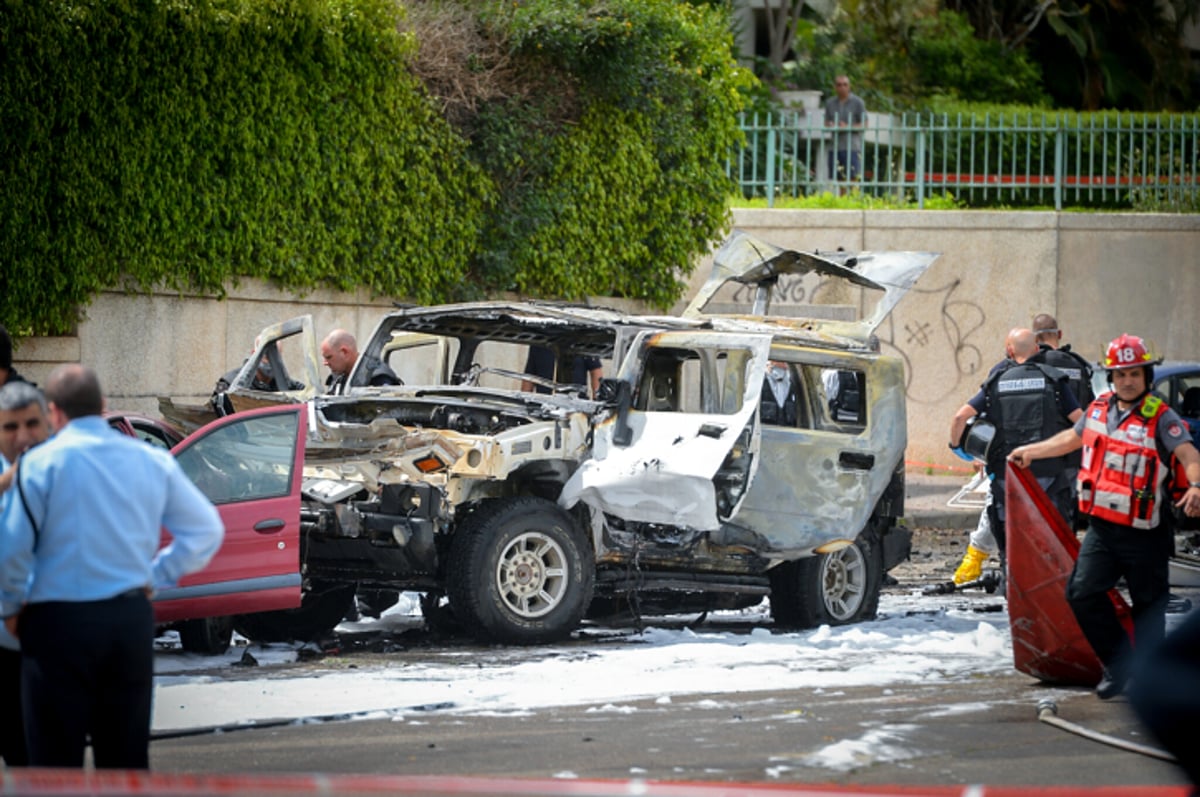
{"left": 14, "top": 467, "right": 40, "bottom": 552}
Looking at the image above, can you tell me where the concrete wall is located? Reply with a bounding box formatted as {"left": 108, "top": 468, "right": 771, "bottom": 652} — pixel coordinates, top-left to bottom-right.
{"left": 13, "top": 282, "right": 397, "bottom": 413}
{"left": 14, "top": 209, "right": 1200, "bottom": 471}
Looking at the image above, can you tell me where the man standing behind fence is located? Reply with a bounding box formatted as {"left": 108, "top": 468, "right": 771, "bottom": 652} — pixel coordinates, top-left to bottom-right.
{"left": 0, "top": 364, "right": 223, "bottom": 768}
{"left": 823, "top": 75, "right": 867, "bottom": 183}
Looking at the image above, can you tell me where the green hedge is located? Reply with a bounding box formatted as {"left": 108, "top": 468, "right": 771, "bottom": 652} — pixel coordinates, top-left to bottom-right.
{"left": 1, "top": 0, "right": 746, "bottom": 336}
{"left": 472, "top": 0, "right": 748, "bottom": 308}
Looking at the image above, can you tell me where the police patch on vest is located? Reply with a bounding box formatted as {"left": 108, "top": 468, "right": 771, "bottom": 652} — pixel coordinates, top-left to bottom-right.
{"left": 998, "top": 377, "right": 1046, "bottom": 393}
{"left": 1060, "top": 368, "right": 1082, "bottom": 380}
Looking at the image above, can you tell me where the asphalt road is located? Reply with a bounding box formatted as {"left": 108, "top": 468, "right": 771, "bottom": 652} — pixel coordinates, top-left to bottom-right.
{"left": 149, "top": 660, "right": 1189, "bottom": 789}
{"left": 143, "top": 478, "right": 1199, "bottom": 791}
{"left": 148, "top": 572, "right": 1197, "bottom": 791}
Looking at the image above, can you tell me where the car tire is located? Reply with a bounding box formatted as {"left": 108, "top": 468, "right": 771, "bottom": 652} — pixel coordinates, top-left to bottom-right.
{"left": 446, "top": 496, "right": 594, "bottom": 644}
{"left": 233, "top": 580, "right": 357, "bottom": 643}
{"left": 770, "top": 527, "right": 883, "bottom": 629}
{"left": 178, "top": 616, "right": 234, "bottom": 655}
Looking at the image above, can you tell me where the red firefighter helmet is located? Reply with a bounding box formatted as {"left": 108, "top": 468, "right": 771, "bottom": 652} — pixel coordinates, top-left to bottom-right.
{"left": 1101, "top": 334, "right": 1162, "bottom": 371}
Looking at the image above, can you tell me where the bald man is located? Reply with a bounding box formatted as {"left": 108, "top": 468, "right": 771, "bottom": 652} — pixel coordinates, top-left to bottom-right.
{"left": 320, "top": 329, "right": 399, "bottom": 395}
{"left": 949, "top": 328, "right": 1082, "bottom": 562}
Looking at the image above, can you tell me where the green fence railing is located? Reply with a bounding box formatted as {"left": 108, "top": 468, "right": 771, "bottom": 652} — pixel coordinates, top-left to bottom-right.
{"left": 733, "top": 111, "right": 1200, "bottom": 210}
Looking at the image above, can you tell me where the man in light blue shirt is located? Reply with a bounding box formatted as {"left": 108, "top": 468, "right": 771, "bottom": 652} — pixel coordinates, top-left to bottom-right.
{"left": 0, "top": 365, "right": 223, "bottom": 769}
{"left": 0, "top": 381, "right": 51, "bottom": 766}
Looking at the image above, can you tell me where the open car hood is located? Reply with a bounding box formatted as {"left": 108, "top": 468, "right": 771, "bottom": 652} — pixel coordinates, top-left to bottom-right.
{"left": 683, "top": 229, "right": 939, "bottom": 338}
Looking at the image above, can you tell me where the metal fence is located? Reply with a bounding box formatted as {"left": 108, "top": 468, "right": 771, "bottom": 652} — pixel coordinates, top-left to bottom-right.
{"left": 733, "top": 111, "right": 1200, "bottom": 210}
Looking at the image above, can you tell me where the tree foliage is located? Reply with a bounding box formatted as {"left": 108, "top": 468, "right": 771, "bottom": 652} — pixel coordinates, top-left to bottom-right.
{"left": 766, "top": 0, "right": 1198, "bottom": 112}
{"left": 0, "top": 0, "right": 748, "bottom": 336}
{"left": 465, "top": 0, "right": 751, "bottom": 306}
{"left": 942, "top": 0, "right": 1200, "bottom": 110}
{"left": 788, "top": 1, "right": 1047, "bottom": 110}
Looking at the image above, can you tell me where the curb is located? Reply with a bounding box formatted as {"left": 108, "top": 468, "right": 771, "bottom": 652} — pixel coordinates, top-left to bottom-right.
{"left": 903, "top": 509, "right": 979, "bottom": 530}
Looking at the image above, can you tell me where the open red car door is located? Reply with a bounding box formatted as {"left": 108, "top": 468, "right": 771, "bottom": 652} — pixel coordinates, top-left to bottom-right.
{"left": 153, "top": 404, "right": 306, "bottom": 624}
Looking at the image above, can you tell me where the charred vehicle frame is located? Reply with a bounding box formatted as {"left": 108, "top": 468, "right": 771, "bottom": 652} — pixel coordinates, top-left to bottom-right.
{"left": 163, "top": 231, "right": 939, "bottom": 644}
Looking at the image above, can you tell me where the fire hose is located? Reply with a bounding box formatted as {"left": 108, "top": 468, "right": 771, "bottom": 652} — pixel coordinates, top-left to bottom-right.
{"left": 1035, "top": 698, "right": 1175, "bottom": 762}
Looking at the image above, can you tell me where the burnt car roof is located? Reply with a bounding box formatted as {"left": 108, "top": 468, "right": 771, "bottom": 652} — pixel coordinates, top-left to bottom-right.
{"left": 375, "top": 302, "right": 699, "bottom": 359}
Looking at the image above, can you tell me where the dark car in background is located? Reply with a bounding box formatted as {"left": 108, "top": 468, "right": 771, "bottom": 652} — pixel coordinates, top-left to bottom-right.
{"left": 1090, "top": 360, "right": 1200, "bottom": 421}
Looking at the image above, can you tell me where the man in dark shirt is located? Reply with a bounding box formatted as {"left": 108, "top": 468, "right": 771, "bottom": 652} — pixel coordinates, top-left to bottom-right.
{"left": 321, "top": 329, "right": 400, "bottom": 395}
{"left": 0, "top": 326, "right": 34, "bottom": 389}
{"left": 521, "top": 345, "right": 602, "bottom": 399}
{"left": 949, "top": 329, "right": 1081, "bottom": 560}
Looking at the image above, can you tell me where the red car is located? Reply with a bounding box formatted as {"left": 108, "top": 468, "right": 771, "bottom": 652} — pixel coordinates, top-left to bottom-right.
{"left": 108, "top": 406, "right": 307, "bottom": 653}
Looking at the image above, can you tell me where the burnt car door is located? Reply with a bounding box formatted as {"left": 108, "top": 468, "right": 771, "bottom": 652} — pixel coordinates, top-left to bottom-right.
{"left": 561, "top": 330, "right": 771, "bottom": 531}
{"left": 223, "top": 315, "right": 322, "bottom": 413}
{"left": 153, "top": 404, "right": 306, "bottom": 623}
{"left": 735, "top": 352, "right": 908, "bottom": 556}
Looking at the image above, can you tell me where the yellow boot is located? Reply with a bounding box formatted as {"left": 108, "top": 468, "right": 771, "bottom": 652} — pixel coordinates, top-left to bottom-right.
{"left": 953, "top": 545, "right": 989, "bottom": 585}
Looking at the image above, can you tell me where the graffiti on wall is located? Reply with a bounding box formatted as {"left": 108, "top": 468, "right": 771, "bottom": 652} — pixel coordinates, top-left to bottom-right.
{"left": 726, "top": 268, "right": 991, "bottom": 405}
{"left": 876, "top": 279, "right": 989, "bottom": 404}
{"left": 727, "top": 273, "right": 836, "bottom": 307}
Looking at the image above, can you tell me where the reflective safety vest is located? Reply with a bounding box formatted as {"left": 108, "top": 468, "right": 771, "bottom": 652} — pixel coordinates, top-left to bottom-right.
{"left": 1077, "top": 393, "right": 1169, "bottom": 529}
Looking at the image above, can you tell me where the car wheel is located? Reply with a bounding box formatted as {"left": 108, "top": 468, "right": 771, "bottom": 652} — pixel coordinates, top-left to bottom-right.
{"left": 233, "top": 580, "right": 357, "bottom": 643}
{"left": 178, "top": 616, "right": 234, "bottom": 655}
{"left": 770, "top": 529, "right": 883, "bottom": 629}
{"left": 446, "top": 497, "right": 594, "bottom": 644}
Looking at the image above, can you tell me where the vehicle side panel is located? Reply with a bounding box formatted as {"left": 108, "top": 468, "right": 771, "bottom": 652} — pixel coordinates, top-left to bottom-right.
{"left": 734, "top": 354, "right": 907, "bottom": 555}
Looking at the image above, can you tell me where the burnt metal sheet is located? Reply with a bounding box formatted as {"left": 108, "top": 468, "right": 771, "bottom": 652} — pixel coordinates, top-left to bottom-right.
{"left": 559, "top": 331, "right": 771, "bottom": 531}
{"left": 683, "top": 229, "right": 939, "bottom": 338}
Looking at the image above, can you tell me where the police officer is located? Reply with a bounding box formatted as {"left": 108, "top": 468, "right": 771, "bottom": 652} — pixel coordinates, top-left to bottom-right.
{"left": 1031, "top": 315, "right": 1095, "bottom": 405}
{"left": 1030, "top": 314, "right": 1095, "bottom": 525}
{"left": 1011, "top": 334, "right": 1200, "bottom": 699}
{"left": 950, "top": 328, "right": 1082, "bottom": 561}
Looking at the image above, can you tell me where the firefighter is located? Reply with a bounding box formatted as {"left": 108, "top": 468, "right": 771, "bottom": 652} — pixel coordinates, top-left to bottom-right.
{"left": 1010, "top": 334, "right": 1200, "bottom": 699}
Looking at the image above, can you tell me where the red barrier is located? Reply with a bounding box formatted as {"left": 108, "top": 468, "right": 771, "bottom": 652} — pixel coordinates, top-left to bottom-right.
{"left": 0, "top": 770, "right": 1192, "bottom": 797}
{"left": 1004, "top": 464, "right": 1133, "bottom": 685}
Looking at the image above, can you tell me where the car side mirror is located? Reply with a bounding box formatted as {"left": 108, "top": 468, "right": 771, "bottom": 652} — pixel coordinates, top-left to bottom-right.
{"left": 596, "top": 377, "right": 621, "bottom": 404}
{"left": 599, "top": 378, "right": 634, "bottom": 447}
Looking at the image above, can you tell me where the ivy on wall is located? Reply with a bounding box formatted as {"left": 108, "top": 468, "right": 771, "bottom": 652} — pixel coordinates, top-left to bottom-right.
{"left": 1, "top": 0, "right": 747, "bottom": 336}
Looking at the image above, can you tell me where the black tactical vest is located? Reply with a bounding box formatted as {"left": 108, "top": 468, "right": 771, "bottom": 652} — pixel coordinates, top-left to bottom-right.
{"left": 760, "top": 377, "right": 798, "bottom": 426}
{"left": 1032, "top": 345, "right": 1094, "bottom": 406}
{"left": 983, "top": 361, "right": 1071, "bottom": 479}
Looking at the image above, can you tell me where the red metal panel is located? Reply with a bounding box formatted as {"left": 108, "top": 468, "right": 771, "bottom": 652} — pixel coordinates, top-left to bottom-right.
{"left": 1005, "top": 463, "right": 1133, "bottom": 685}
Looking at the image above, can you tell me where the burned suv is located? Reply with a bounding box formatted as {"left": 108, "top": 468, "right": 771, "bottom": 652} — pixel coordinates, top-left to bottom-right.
{"left": 167, "top": 231, "right": 938, "bottom": 644}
